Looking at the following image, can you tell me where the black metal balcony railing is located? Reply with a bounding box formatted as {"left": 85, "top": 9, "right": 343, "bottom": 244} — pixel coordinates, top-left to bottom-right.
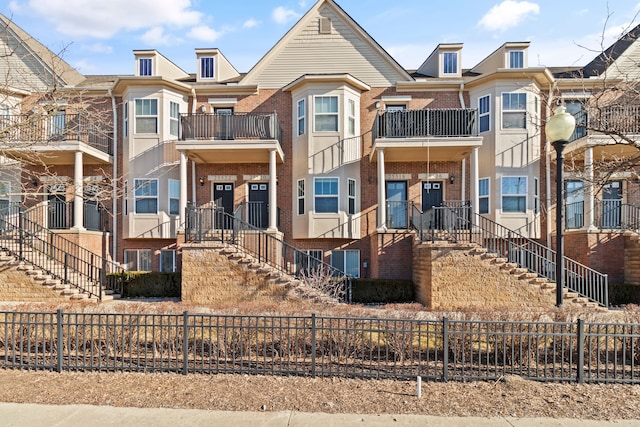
{"left": 570, "top": 106, "right": 640, "bottom": 142}
{"left": 565, "top": 200, "right": 640, "bottom": 231}
{"left": 374, "top": 109, "right": 478, "bottom": 139}
{"left": 180, "top": 113, "right": 280, "bottom": 142}
{"left": 44, "top": 200, "right": 105, "bottom": 232}
{"left": 0, "top": 114, "right": 113, "bottom": 154}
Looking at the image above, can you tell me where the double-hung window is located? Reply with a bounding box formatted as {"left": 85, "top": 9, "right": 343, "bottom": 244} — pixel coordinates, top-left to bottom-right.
{"left": 479, "top": 178, "right": 489, "bottom": 214}
{"left": 123, "top": 102, "right": 128, "bottom": 137}
{"left": 139, "top": 58, "right": 152, "bottom": 76}
{"left": 509, "top": 50, "right": 524, "bottom": 69}
{"left": 169, "top": 102, "right": 180, "bottom": 137}
{"left": 443, "top": 52, "right": 458, "bottom": 74}
{"left": 297, "top": 99, "right": 305, "bottom": 136}
{"left": 478, "top": 95, "right": 490, "bottom": 133}
{"left": 124, "top": 249, "right": 151, "bottom": 271}
{"left": 168, "top": 179, "right": 179, "bottom": 215}
{"left": 297, "top": 179, "right": 305, "bottom": 215}
{"left": 200, "top": 57, "right": 215, "bottom": 79}
{"left": 0, "top": 181, "right": 10, "bottom": 203}
{"left": 331, "top": 250, "right": 360, "bottom": 278}
{"left": 134, "top": 178, "right": 158, "bottom": 214}
{"left": 314, "top": 96, "right": 338, "bottom": 132}
{"left": 347, "top": 99, "right": 356, "bottom": 136}
{"left": 160, "top": 249, "right": 176, "bottom": 272}
{"left": 314, "top": 177, "right": 338, "bottom": 213}
{"left": 135, "top": 99, "right": 158, "bottom": 133}
{"left": 348, "top": 178, "right": 356, "bottom": 215}
{"left": 502, "top": 93, "right": 526, "bottom": 129}
{"left": 502, "top": 177, "right": 527, "bottom": 213}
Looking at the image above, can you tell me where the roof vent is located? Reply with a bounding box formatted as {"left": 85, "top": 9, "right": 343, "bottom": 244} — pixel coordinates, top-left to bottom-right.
{"left": 319, "top": 17, "right": 332, "bottom": 34}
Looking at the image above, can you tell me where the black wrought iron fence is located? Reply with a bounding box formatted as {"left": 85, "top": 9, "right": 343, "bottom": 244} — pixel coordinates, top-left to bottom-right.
{"left": 2, "top": 310, "right": 640, "bottom": 384}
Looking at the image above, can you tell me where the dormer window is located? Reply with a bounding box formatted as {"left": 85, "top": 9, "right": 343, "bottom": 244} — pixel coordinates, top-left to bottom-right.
{"left": 508, "top": 50, "right": 524, "bottom": 69}
{"left": 139, "top": 58, "right": 153, "bottom": 76}
{"left": 443, "top": 52, "right": 458, "bottom": 74}
{"left": 200, "top": 57, "right": 215, "bottom": 79}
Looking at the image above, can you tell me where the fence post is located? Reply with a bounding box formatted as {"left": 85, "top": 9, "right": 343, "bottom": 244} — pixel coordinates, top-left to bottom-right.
{"left": 18, "top": 209, "right": 23, "bottom": 259}
{"left": 56, "top": 309, "right": 63, "bottom": 373}
{"left": 442, "top": 317, "right": 449, "bottom": 382}
{"left": 311, "top": 313, "right": 317, "bottom": 378}
{"left": 182, "top": 311, "right": 189, "bottom": 375}
{"left": 577, "top": 318, "right": 585, "bottom": 384}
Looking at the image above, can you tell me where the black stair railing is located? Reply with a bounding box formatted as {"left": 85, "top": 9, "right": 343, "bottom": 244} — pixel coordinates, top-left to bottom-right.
{"left": 0, "top": 204, "right": 125, "bottom": 299}
{"left": 185, "top": 204, "right": 352, "bottom": 302}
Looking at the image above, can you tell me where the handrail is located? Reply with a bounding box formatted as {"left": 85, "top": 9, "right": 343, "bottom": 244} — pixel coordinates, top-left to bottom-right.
{"left": 179, "top": 112, "right": 280, "bottom": 142}
{"left": 411, "top": 205, "right": 608, "bottom": 307}
{"left": 0, "top": 204, "right": 125, "bottom": 299}
{"left": 185, "top": 205, "right": 351, "bottom": 302}
{"left": 0, "top": 113, "right": 113, "bottom": 154}
{"left": 373, "top": 108, "right": 478, "bottom": 139}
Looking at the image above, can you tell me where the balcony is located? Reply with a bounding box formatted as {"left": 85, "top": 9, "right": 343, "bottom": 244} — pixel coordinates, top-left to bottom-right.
{"left": 371, "top": 109, "right": 482, "bottom": 162}
{"left": 177, "top": 113, "right": 284, "bottom": 164}
{"left": 0, "top": 114, "right": 113, "bottom": 164}
{"left": 565, "top": 200, "right": 640, "bottom": 231}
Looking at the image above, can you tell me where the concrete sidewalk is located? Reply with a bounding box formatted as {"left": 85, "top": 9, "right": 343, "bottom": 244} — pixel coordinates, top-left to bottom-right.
{"left": 1, "top": 403, "right": 640, "bottom": 427}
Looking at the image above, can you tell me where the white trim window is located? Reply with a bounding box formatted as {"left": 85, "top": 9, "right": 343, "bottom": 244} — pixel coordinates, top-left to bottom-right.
{"left": 135, "top": 99, "right": 158, "bottom": 134}
{"left": 138, "top": 58, "right": 153, "bottom": 76}
{"left": 160, "top": 249, "right": 176, "bottom": 273}
{"left": 297, "top": 179, "right": 305, "bottom": 215}
{"left": 502, "top": 177, "right": 527, "bottom": 213}
{"left": 0, "top": 181, "right": 9, "bottom": 205}
{"left": 502, "top": 93, "right": 526, "bottom": 129}
{"left": 534, "top": 177, "right": 539, "bottom": 214}
{"left": 169, "top": 101, "right": 180, "bottom": 137}
{"left": 508, "top": 50, "right": 524, "bottom": 69}
{"left": 314, "top": 96, "right": 338, "bottom": 132}
{"left": 348, "top": 178, "right": 356, "bottom": 215}
{"left": 297, "top": 99, "right": 305, "bottom": 136}
{"left": 124, "top": 249, "right": 151, "bottom": 271}
{"left": 479, "top": 177, "right": 489, "bottom": 214}
{"left": 347, "top": 99, "right": 356, "bottom": 136}
{"left": 443, "top": 51, "right": 458, "bottom": 74}
{"left": 331, "top": 249, "right": 360, "bottom": 278}
{"left": 200, "top": 57, "right": 215, "bottom": 79}
{"left": 169, "top": 179, "right": 180, "bottom": 215}
{"left": 123, "top": 102, "right": 128, "bottom": 137}
{"left": 124, "top": 180, "right": 128, "bottom": 216}
{"left": 314, "top": 177, "right": 338, "bottom": 213}
{"left": 478, "top": 95, "right": 490, "bottom": 133}
{"left": 134, "top": 178, "right": 158, "bottom": 214}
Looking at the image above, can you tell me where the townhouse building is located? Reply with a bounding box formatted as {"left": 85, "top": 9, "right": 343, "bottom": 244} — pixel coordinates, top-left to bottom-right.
{"left": 1, "top": 0, "right": 639, "bottom": 306}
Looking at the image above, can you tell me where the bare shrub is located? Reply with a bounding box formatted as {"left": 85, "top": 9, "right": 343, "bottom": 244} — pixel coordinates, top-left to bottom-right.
{"left": 299, "top": 264, "right": 346, "bottom": 301}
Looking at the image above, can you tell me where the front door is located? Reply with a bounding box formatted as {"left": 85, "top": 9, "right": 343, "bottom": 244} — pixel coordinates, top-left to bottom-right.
{"left": 214, "top": 107, "right": 233, "bottom": 140}
{"left": 602, "top": 181, "right": 622, "bottom": 228}
{"left": 248, "top": 183, "right": 269, "bottom": 229}
{"left": 422, "top": 181, "right": 443, "bottom": 229}
{"left": 213, "top": 183, "right": 234, "bottom": 229}
{"left": 385, "top": 181, "right": 407, "bottom": 229}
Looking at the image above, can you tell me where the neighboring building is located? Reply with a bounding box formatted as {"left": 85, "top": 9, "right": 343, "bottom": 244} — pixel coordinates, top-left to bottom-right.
{"left": 1, "top": 0, "right": 639, "bottom": 292}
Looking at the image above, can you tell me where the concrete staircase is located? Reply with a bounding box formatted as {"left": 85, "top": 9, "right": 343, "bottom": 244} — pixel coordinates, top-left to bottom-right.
{"left": 0, "top": 247, "right": 120, "bottom": 302}
{"left": 468, "top": 245, "right": 605, "bottom": 311}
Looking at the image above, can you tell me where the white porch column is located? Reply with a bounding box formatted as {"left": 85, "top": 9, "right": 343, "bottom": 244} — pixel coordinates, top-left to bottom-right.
{"left": 268, "top": 149, "right": 278, "bottom": 231}
{"left": 73, "top": 150, "right": 85, "bottom": 230}
{"left": 585, "top": 146, "right": 596, "bottom": 230}
{"left": 179, "top": 151, "right": 188, "bottom": 223}
{"left": 470, "top": 148, "right": 479, "bottom": 218}
{"left": 377, "top": 148, "right": 386, "bottom": 230}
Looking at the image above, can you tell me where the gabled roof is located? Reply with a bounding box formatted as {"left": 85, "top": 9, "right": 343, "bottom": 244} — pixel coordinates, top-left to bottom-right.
{"left": 241, "top": 0, "right": 412, "bottom": 88}
{"left": 554, "top": 23, "right": 640, "bottom": 78}
{"left": 0, "top": 13, "right": 85, "bottom": 87}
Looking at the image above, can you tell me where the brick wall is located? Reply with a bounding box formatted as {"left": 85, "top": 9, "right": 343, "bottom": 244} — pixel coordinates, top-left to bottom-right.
{"left": 625, "top": 234, "right": 640, "bottom": 285}
{"left": 369, "top": 232, "right": 414, "bottom": 280}
{"left": 562, "top": 231, "right": 625, "bottom": 283}
{"left": 413, "top": 241, "right": 555, "bottom": 309}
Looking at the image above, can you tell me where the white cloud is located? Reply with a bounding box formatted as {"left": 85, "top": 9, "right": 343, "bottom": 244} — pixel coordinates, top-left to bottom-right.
{"left": 187, "top": 25, "right": 223, "bottom": 42}
{"left": 24, "top": 0, "right": 202, "bottom": 38}
{"left": 85, "top": 42, "right": 113, "bottom": 54}
{"left": 72, "top": 58, "right": 97, "bottom": 73}
{"left": 272, "top": 6, "right": 300, "bottom": 24}
{"left": 243, "top": 18, "right": 259, "bottom": 29}
{"left": 141, "top": 26, "right": 172, "bottom": 46}
{"left": 8, "top": 1, "right": 23, "bottom": 13}
{"left": 478, "top": 1, "right": 540, "bottom": 32}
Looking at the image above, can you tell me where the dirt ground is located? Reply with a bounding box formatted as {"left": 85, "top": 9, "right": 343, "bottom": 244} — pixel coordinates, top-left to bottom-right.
{"left": 1, "top": 300, "right": 640, "bottom": 420}
{"left": 0, "top": 370, "right": 639, "bottom": 420}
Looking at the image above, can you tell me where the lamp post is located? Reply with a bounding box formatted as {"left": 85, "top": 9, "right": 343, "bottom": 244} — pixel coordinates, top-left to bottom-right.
{"left": 545, "top": 106, "right": 576, "bottom": 307}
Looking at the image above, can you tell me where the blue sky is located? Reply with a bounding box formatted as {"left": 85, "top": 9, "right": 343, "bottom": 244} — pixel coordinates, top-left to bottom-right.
{"left": 3, "top": 0, "right": 640, "bottom": 75}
